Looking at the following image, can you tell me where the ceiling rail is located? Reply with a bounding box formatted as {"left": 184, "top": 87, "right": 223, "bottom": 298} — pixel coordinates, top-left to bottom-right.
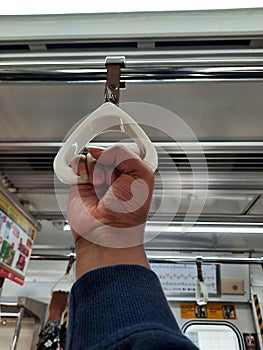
{"left": 1, "top": 66, "right": 263, "bottom": 83}
{"left": 1, "top": 141, "right": 263, "bottom": 152}
{"left": 29, "top": 252, "right": 263, "bottom": 265}
{"left": 1, "top": 50, "right": 263, "bottom": 82}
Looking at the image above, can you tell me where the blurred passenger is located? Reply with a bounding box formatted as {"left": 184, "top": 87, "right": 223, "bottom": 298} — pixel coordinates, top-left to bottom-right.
{"left": 37, "top": 291, "right": 68, "bottom": 350}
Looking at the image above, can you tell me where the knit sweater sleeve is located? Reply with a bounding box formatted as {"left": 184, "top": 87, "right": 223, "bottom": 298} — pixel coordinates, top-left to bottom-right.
{"left": 66, "top": 264, "right": 199, "bottom": 350}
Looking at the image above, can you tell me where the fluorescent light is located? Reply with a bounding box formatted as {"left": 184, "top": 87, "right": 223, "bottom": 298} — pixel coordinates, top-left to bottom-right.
{"left": 1, "top": 0, "right": 263, "bottom": 15}
{"left": 146, "top": 224, "right": 263, "bottom": 234}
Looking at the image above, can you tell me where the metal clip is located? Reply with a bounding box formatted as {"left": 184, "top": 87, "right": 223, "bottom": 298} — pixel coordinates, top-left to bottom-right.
{"left": 104, "top": 56, "right": 126, "bottom": 105}
{"left": 196, "top": 257, "right": 204, "bottom": 282}
{"left": 65, "top": 253, "right": 75, "bottom": 275}
{"left": 196, "top": 256, "right": 208, "bottom": 306}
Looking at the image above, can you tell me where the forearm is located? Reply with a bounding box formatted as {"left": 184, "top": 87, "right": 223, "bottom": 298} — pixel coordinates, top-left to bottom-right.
{"left": 75, "top": 236, "right": 149, "bottom": 279}
{"left": 48, "top": 311, "right": 63, "bottom": 321}
{"left": 67, "top": 265, "right": 198, "bottom": 350}
{"left": 47, "top": 291, "right": 69, "bottom": 322}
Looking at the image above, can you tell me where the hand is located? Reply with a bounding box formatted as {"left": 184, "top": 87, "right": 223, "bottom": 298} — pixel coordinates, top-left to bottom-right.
{"left": 48, "top": 291, "right": 69, "bottom": 321}
{"left": 67, "top": 144, "right": 155, "bottom": 278}
{"left": 68, "top": 144, "right": 154, "bottom": 248}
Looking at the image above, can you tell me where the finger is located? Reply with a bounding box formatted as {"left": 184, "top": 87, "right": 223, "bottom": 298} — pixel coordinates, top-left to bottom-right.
{"left": 105, "top": 166, "right": 119, "bottom": 185}
{"left": 89, "top": 144, "right": 147, "bottom": 176}
{"left": 70, "top": 155, "right": 89, "bottom": 180}
{"left": 127, "top": 143, "right": 142, "bottom": 157}
{"left": 88, "top": 143, "right": 141, "bottom": 161}
{"left": 86, "top": 153, "right": 105, "bottom": 186}
{"left": 86, "top": 146, "right": 105, "bottom": 160}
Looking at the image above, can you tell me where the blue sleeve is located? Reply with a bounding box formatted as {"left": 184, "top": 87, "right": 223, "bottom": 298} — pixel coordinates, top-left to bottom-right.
{"left": 66, "top": 264, "right": 198, "bottom": 350}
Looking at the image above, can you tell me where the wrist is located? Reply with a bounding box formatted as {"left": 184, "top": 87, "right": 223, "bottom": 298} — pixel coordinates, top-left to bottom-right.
{"left": 75, "top": 236, "right": 149, "bottom": 279}
{"left": 48, "top": 311, "right": 63, "bottom": 321}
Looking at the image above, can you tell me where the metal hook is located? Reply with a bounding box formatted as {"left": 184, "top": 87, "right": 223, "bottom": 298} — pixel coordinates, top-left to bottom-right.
{"left": 196, "top": 256, "right": 208, "bottom": 306}
{"left": 104, "top": 56, "right": 126, "bottom": 105}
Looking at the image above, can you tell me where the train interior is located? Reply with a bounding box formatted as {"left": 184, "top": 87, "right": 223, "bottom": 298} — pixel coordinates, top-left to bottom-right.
{"left": 0, "top": 5, "right": 263, "bottom": 350}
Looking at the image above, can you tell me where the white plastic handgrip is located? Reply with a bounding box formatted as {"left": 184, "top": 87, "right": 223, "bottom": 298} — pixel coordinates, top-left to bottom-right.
{"left": 53, "top": 102, "right": 158, "bottom": 185}
{"left": 195, "top": 279, "right": 209, "bottom": 306}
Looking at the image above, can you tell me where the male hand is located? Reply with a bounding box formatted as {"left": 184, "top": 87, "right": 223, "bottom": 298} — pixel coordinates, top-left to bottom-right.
{"left": 67, "top": 144, "right": 155, "bottom": 277}
{"left": 68, "top": 144, "right": 154, "bottom": 247}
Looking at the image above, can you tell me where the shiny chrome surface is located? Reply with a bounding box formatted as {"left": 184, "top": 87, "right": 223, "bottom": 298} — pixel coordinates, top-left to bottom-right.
{"left": 0, "top": 10, "right": 262, "bottom": 253}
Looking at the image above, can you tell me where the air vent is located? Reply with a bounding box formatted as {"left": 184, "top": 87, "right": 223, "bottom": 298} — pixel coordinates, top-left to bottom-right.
{"left": 0, "top": 143, "right": 263, "bottom": 193}
{"left": 46, "top": 41, "right": 138, "bottom": 51}
{"left": 0, "top": 38, "right": 255, "bottom": 54}
{"left": 0, "top": 44, "right": 30, "bottom": 53}
{"left": 155, "top": 39, "right": 252, "bottom": 49}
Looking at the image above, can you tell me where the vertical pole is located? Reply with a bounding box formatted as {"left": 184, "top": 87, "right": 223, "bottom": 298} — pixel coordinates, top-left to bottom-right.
{"left": 0, "top": 277, "right": 4, "bottom": 323}
{"left": 10, "top": 307, "right": 24, "bottom": 350}
{"left": 0, "top": 277, "right": 5, "bottom": 295}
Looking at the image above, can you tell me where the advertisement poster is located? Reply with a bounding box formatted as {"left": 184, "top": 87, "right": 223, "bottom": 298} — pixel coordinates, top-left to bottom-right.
{"left": 0, "top": 191, "right": 37, "bottom": 285}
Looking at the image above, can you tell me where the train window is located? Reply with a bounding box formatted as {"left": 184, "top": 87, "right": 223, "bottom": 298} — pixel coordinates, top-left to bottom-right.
{"left": 184, "top": 324, "right": 241, "bottom": 350}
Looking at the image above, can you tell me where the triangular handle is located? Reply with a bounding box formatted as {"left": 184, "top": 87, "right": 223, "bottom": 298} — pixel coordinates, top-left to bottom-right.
{"left": 53, "top": 102, "right": 158, "bottom": 184}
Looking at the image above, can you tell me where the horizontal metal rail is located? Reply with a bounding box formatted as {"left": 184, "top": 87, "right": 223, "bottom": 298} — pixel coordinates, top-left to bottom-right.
{"left": 0, "top": 312, "right": 19, "bottom": 317}
{"left": 1, "top": 141, "right": 263, "bottom": 152}
{"left": 1, "top": 50, "right": 263, "bottom": 82}
{"left": 0, "top": 302, "right": 17, "bottom": 306}
{"left": 148, "top": 256, "right": 263, "bottom": 265}
{"left": 29, "top": 252, "right": 263, "bottom": 265}
{"left": 1, "top": 67, "right": 263, "bottom": 83}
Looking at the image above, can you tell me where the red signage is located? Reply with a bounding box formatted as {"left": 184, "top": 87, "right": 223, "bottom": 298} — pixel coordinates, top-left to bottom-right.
{"left": 0, "top": 192, "right": 37, "bottom": 285}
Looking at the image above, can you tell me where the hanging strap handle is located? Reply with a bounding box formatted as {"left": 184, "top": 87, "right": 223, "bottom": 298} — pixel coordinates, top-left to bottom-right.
{"left": 195, "top": 257, "right": 208, "bottom": 306}
{"left": 53, "top": 56, "right": 158, "bottom": 185}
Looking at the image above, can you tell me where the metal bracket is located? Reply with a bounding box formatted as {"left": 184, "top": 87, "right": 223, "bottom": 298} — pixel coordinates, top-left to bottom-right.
{"left": 104, "top": 56, "right": 126, "bottom": 105}
{"left": 196, "top": 256, "right": 204, "bottom": 282}
{"left": 65, "top": 254, "right": 75, "bottom": 275}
